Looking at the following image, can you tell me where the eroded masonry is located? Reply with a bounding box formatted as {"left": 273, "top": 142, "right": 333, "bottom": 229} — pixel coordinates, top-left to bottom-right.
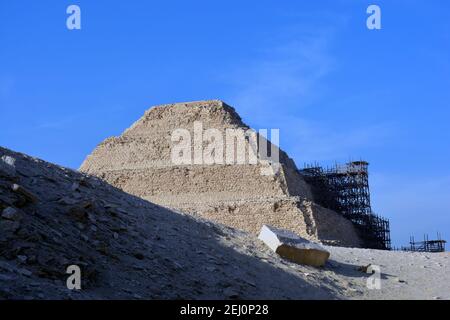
{"left": 81, "top": 100, "right": 390, "bottom": 248}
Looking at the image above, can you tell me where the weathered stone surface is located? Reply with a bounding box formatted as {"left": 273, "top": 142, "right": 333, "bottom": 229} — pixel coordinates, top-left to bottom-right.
{"left": 11, "top": 184, "right": 38, "bottom": 204}
{"left": 0, "top": 155, "right": 16, "bottom": 177}
{"left": 0, "top": 220, "right": 20, "bottom": 241}
{"left": 80, "top": 100, "right": 362, "bottom": 247}
{"left": 258, "top": 225, "right": 330, "bottom": 267}
{"left": 66, "top": 205, "right": 87, "bottom": 221}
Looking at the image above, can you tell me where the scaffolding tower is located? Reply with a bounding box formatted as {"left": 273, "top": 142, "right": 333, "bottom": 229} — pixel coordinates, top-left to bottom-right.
{"left": 300, "top": 161, "right": 391, "bottom": 250}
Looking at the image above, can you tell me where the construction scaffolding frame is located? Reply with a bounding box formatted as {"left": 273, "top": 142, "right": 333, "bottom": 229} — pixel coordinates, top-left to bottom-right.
{"left": 403, "top": 234, "right": 446, "bottom": 252}
{"left": 300, "top": 161, "right": 391, "bottom": 250}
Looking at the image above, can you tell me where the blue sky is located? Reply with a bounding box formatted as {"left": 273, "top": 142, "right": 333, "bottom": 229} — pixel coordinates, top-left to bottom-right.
{"left": 1, "top": 0, "right": 449, "bottom": 248}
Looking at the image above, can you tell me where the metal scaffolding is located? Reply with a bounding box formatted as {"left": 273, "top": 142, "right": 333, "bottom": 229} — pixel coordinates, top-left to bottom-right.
{"left": 403, "top": 234, "right": 446, "bottom": 252}
{"left": 300, "top": 161, "right": 391, "bottom": 250}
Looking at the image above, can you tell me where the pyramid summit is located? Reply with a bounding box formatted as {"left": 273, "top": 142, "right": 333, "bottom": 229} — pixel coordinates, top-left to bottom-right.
{"left": 80, "top": 100, "right": 362, "bottom": 247}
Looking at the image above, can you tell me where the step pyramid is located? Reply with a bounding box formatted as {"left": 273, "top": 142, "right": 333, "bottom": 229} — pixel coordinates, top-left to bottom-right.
{"left": 80, "top": 100, "right": 361, "bottom": 247}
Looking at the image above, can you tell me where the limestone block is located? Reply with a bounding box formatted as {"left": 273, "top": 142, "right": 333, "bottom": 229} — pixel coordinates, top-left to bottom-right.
{"left": 258, "top": 224, "right": 330, "bottom": 267}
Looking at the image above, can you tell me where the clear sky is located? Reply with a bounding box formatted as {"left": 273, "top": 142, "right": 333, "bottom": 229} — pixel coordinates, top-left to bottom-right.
{"left": 1, "top": 0, "right": 449, "bottom": 248}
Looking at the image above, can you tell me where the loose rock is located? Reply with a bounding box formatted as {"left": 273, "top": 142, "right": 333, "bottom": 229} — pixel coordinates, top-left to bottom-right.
{"left": 0, "top": 155, "right": 16, "bottom": 177}
{"left": 1, "top": 207, "right": 23, "bottom": 221}
{"left": 11, "top": 184, "right": 38, "bottom": 204}
{"left": 258, "top": 225, "right": 330, "bottom": 267}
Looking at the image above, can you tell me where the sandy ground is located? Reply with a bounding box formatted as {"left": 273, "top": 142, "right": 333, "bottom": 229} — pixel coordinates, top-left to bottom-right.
{"left": 325, "top": 246, "right": 449, "bottom": 300}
